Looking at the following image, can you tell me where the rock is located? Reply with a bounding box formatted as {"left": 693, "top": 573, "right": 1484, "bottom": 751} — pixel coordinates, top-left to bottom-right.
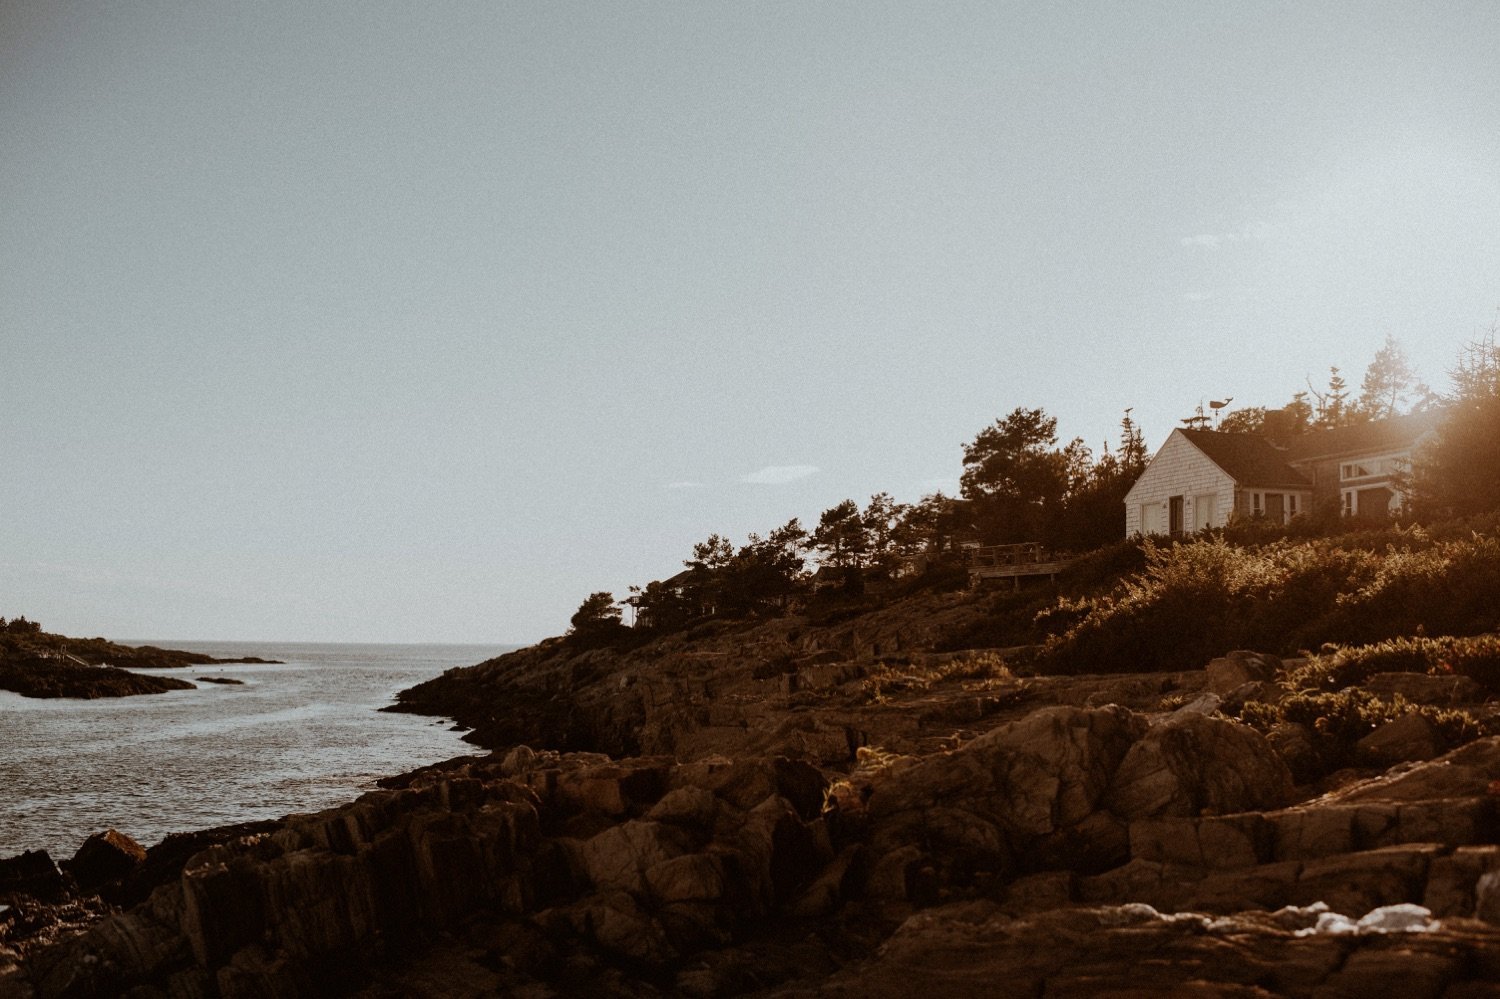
{"left": 0, "top": 850, "right": 70, "bottom": 903}
{"left": 1266, "top": 721, "right": 1322, "bottom": 784}
{"left": 871, "top": 705, "right": 1147, "bottom": 841}
{"left": 1364, "top": 672, "right": 1482, "bottom": 706}
{"left": 581, "top": 820, "right": 694, "bottom": 894}
{"left": 1204, "top": 651, "right": 1278, "bottom": 696}
{"left": 541, "top": 889, "right": 677, "bottom": 967}
{"left": 1168, "top": 692, "right": 1221, "bottom": 716}
{"left": 499, "top": 745, "right": 539, "bottom": 776}
{"left": 555, "top": 759, "right": 669, "bottom": 817}
{"left": 67, "top": 830, "right": 146, "bottom": 893}
{"left": 1221, "top": 680, "right": 1277, "bottom": 714}
{"left": 646, "top": 786, "right": 721, "bottom": 828}
{"left": 1475, "top": 870, "right": 1500, "bottom": 924}
{"left": 1357, "top": 711, "right": 1442, "bottom": 766}
{"left": 1106, "top": 712, "right": 1293, "bottom": 819}
{"left": 788, "top": 846, "right": 861, "bottom": 918}
{"left": 645, "top": 853, "right": 727, "bottom": 905}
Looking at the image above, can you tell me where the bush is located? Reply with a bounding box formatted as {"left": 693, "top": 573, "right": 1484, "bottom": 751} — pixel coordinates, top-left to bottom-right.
{"left": 1283, "top": 637, "right": 1440, "bottom": 691}
{"left": 1037, "top": 529, "right": 1500, "bottom": 676}
{"left": 1309, "top": 536, "right": 1500, "bottom": 644}
{"left": 1237, "top": 689, "right": 1487, "bottom": 765}
{"left": 1286, "top": 634, "right": 1500, "bottom": 694}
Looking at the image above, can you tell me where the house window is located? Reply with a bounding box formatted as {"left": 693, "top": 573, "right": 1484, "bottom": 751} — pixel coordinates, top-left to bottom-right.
{"left": 1194, "top": 493, "right": 1217, "bottom": 530}
{"left": 1288, "top": 495, "right": 1298, "bottom": 518}
{"left": 1251, "top": 492, "right": 1263, "bottom": 517}
{"left": 1342, "top": 491, "right": 1354, "bottom": 516}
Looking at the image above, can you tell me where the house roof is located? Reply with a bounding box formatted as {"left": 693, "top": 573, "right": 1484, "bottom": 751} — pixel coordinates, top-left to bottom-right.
{"left": 1177, "top": 429, "right": 1312, "bottom": 489}
{"left": 1274, "top": 410, "right": 1443, "bottom": 463}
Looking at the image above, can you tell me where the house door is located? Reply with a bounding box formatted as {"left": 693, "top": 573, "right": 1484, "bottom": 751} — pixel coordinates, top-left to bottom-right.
{"left": 1169, "top": 496, "right": 1184, "bottom": 536}
{"left": 1265, "top": 493, "right": 1285, "bottom": 524}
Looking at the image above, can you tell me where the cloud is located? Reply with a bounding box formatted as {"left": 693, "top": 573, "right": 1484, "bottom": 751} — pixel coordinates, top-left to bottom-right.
{"left": 740, "top": 465, "right": 819, "bottom": 485}
{"left": 1181, "top": 234, "right": 1223, "bottom": 249}
{"left": 663, "top": 480, "right": 707, "bottom": 490}
{"left": 1181, "top": 291, "right": 1214, "bottom": 302}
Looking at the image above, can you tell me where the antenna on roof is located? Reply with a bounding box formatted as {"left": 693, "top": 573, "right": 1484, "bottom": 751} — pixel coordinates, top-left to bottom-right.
{"left": 1209, "top": 397, "right": 1233, "bottom": 429}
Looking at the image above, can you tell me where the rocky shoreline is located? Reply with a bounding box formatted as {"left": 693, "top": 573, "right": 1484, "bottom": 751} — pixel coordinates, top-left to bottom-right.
{"left": 0, "top": 626, "right": 279, "bottom": 700}
{"left": 8, "top": 626, "right": 1500, "bottom": 995}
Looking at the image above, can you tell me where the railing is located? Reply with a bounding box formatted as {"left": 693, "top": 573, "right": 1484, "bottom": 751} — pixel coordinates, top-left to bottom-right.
{"left": 964, "top": 543, "right": 1073, "bottom": 584}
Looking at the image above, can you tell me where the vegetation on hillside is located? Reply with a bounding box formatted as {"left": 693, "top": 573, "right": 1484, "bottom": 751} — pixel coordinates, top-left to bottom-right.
{"left": 562, "top": 321, "right": 1500, "bottom": 679}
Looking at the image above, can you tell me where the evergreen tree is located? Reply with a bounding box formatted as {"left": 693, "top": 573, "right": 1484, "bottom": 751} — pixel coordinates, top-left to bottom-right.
{"left": 568, "top": 592, "right": 625, "bottom": 644}
{"left": 809, "top": 500, "right": 868, "bottom": 570}
{"left": 1412, "top": 324, "right": 1500, "bottom": 517}
{"left": 1310, "top": 367, "right": 1353, "bottom": 428}
{"left": 1358, "top": 335, "right": 1418, "bottom": 420}
{"left": 960, "top": 407, "right": 1072, "bottom": 543}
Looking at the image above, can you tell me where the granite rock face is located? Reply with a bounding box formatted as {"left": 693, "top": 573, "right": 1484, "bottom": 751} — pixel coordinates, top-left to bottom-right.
{"left": 9, "top": 723, "right": 1500, "bottom": 996}
{"left": 11, "top": 639, "right": 1500, "bottom": 996}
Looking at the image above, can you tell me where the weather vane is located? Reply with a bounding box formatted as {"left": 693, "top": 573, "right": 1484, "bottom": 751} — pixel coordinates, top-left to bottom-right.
{"left": 1209, "top": 397, "right": 1233, "bottom": 429}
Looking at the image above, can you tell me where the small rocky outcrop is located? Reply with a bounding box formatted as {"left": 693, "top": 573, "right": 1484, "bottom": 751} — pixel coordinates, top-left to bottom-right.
{"left": 0, "top": 658, "right": 195, "bottom": 699}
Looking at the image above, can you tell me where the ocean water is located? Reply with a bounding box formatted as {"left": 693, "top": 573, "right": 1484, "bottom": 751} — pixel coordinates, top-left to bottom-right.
{"left": 0, "top": 641, "right": 516, "bottom": 858}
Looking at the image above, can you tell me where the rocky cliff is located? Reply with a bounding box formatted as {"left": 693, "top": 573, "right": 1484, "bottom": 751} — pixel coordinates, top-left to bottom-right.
{"left": 10, "top": 587, "right": 1500, "bottom": 996}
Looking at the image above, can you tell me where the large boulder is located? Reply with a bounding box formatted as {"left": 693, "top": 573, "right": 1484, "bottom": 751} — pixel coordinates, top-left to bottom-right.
{"left": 1106, "top": 712, "right": 1293, "bottom": 819}
{"left": 68, "top": 829, "right": 146, "bottom": 893}
{"left": 870, "top": 705, "right": 1148, "bottom": 839}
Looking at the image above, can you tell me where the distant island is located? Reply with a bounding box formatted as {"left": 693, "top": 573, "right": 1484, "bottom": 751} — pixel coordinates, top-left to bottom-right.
{"left": 0, "top": 617, "right": 280, "bottom": 699}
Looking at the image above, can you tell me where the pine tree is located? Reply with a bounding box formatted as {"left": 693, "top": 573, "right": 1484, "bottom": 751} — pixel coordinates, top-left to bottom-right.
{"left": 1358, "top": 335, "right": 1418, "bottom": 419}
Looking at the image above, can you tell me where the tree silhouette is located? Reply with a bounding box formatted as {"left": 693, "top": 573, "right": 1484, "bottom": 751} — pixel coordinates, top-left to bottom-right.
{"left": 1358, "top": 335, "right": 1418, "bottom": 420}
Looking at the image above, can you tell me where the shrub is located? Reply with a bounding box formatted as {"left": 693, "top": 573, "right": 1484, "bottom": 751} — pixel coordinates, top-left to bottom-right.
{"left": 1037, "top": 529, "right": 1500, "bottom": 676}
{"left": 1285, "top": 634, "right": 1500, "bottom": 694}
{"left": 1282, "top": 637, "right": 1445, "bottom": 692}
{"left": 1237, "top": 689, "right": 1487, "bottom": 764}
{"left": 1309, "top": 536, "right": 1500, "bottom": 644}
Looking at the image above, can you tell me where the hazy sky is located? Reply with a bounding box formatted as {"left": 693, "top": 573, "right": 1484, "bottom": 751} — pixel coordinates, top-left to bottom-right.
{"left": 3, "top": 2, "right": 1498, "bottom": 643}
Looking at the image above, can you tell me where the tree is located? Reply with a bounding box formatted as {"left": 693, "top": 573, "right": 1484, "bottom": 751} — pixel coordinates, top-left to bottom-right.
{"left": 1411, "top": 325, "right": 1500, "bottom": 517}
{"left": 960, "top": 407, "right": 1073, "bottom": 543}
{"left": 569, "top": 591, "right": 624, "bottom": 643}
{"left": 1218, "top": 406, "right": 1267, "bottom": 434}
{"left": 1309, "top": 367, "right": 1355, "bottom": 429}
{"left": 861, "top": 492, "right": 910, "bottom": 578}
{"left": 893, "top": 492, "right": 969, "bottom": 555}
{"left": 1358, "top": 335, "right": 1418, "bottom": 420}
{"left": 725, "top": 519, "right": 808, "bottom": 614}
{"left": 681, "top": 534, "right": 735, "bottom": 614}
{"left": 626, "top": 580, "right": 695, "bottom": 632}
{"left": 809, "top": 500, "right": 868, "bottom": 570}
{"left": 1118, "top": 409, "right": 1148, "bottom": 474}
{"left": 1055, "top": 411, "right": 1149, "bottom": 549}
{"left": 1449, "top": 321, "right": 1500, "bottom": 402}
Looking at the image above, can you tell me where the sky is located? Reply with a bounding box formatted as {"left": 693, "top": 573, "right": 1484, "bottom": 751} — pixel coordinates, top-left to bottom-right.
{"left": 2, "top": 2, "right": 1498, "bottom": 643}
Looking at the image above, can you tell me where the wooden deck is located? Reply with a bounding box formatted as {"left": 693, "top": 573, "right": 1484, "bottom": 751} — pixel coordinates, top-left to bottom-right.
{"left": 965, "top": 542, "right": 1074, "bottom": 586}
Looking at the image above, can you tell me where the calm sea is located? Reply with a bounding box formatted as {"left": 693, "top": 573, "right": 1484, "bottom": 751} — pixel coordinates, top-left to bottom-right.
{"left": 0, "top": 641, "right": 517, "bottom": 858}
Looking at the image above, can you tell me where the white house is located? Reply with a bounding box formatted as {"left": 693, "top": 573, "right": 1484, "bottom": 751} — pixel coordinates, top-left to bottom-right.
{"left": 1124, "top": 412, "right": 1442, "bottom": 536}
{"left": 1124, "top": 429, "right": 1312, "bottom": 536}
